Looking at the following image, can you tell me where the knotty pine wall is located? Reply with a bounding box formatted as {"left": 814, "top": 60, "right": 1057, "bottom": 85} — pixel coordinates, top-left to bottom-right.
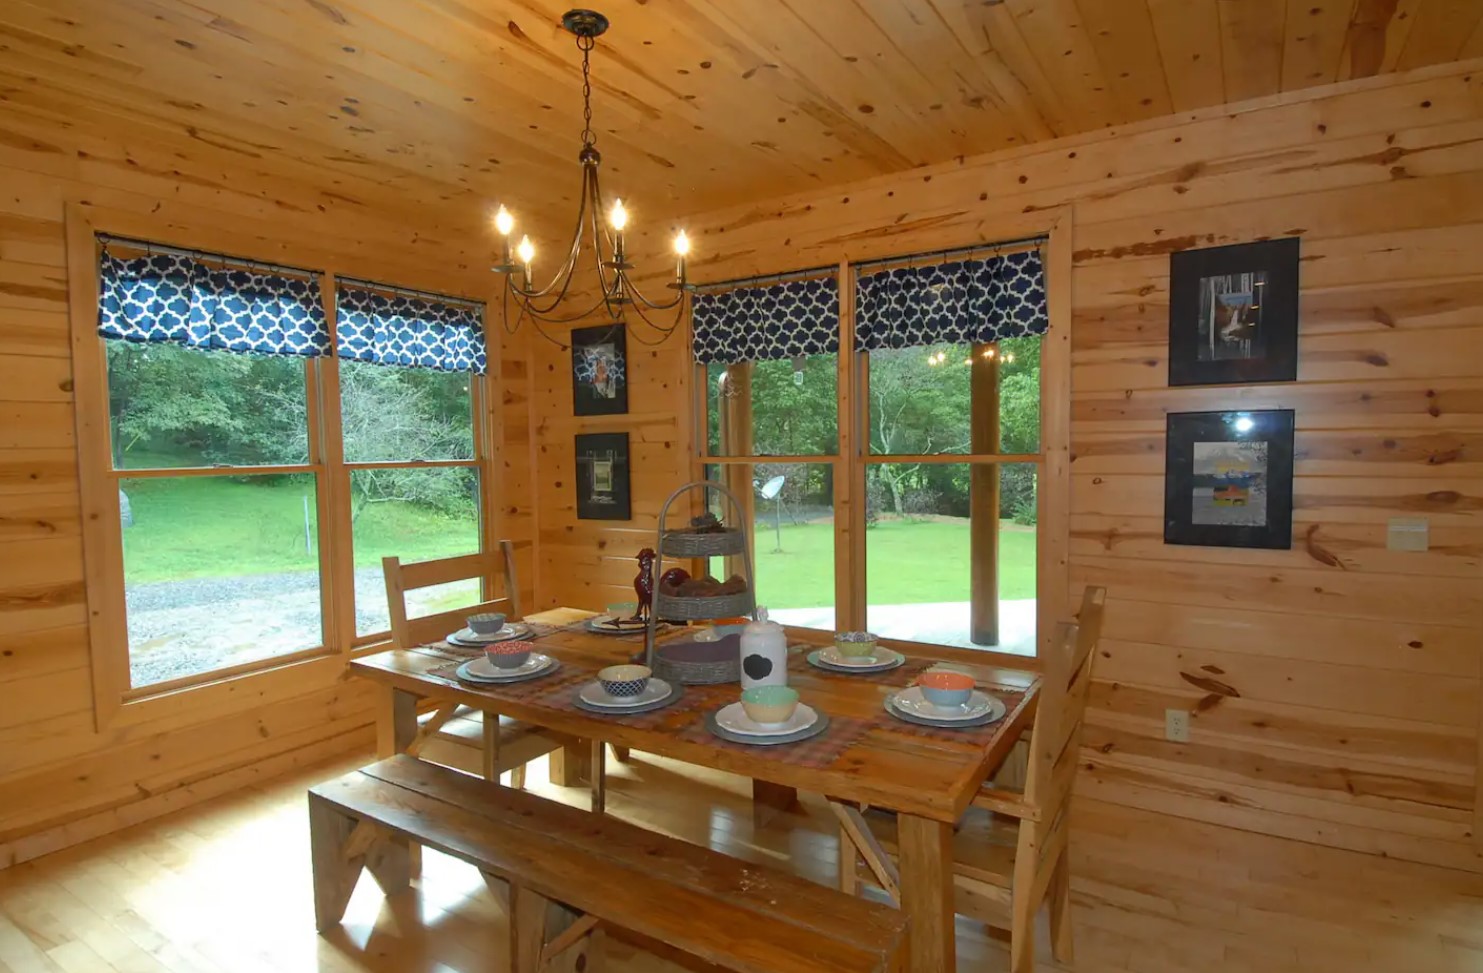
{"left": 0, "top": 104, "right": 537, "bottom": 864}
{"left": 529, "top": 60, "right": 1483, "bottom": 870}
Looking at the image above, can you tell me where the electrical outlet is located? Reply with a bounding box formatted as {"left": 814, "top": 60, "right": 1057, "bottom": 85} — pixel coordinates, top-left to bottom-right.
{"left": 1165, "top": 709, "right": 1191, "bottom": 743}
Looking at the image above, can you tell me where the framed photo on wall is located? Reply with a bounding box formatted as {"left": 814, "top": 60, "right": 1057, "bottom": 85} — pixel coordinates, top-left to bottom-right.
{"left": 1168, "top": 237, "right": 1299, "bottom": 386}
{"left": 575, "top": 432, "right": 631, "bottom": 520}
{"left": 571, "top": 323, "right": 628, "bottom": 416}
{"left": 1164, "top": 410, "right": 1294, "bottom": 550}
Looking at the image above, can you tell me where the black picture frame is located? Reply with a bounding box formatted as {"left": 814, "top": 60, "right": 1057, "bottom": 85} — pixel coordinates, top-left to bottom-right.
{"left": 1164, "top": 410, "right": 1294, "bottom": 550}
{"left": 570, "top": 323, "right": 628, "bottom": 416}
{"left": 1168, "top": 237, "right": 1299, "bottom": 386}
{"left": 575, "top": 432, "right": 631, "bottom": 520}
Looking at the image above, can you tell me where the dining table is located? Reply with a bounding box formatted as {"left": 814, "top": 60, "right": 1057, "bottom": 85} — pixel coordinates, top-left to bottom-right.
{"left": 350, "top": 606, "right": 1042, "bottom": 973}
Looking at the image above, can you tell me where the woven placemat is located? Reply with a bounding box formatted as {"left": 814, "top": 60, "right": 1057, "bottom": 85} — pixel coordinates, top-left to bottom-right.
{"left": 675, "top": 712, "right": 873, "bottom": 768}
{"left": 871, "top": 688, "right": 1028, "bottom": 744}
{"left": 427, "top": 656, "right": 596, "bottom": 702}
{"left": 532, "top": 679, "right": 712, "bottom": 728}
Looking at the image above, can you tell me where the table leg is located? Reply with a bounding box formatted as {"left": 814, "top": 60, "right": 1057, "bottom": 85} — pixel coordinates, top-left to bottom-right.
{"left": 897, "top": 814, "right": 955, "bottom": 973}
{"left": 376, "top": 685, "right": 422, "bottom": 874}
{"left": 751, "top": 780, "right": 798, "bottom": 827}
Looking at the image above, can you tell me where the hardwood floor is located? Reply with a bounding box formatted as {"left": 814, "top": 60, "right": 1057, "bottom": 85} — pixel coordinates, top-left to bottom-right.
{"left": 1, "top": 749, "right": 1480, "bottom": 972}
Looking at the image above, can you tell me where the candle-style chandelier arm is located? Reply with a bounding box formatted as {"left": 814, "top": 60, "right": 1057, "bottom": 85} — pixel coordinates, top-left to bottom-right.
{"left": 489, "top": 9, "right": 690, "bottom": 341}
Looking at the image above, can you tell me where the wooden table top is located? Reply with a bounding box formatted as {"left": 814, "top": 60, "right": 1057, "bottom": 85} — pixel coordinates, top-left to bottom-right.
{"left": 351, "top": 608, "right": 1041, "bottom": 822}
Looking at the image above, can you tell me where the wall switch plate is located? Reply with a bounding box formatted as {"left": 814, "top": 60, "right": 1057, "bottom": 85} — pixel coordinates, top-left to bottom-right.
{"left": 1387, "top": 517, "right": 1429, "bottom": 552}
{"left": 1165, "top": 709, "right": 1191, "bottom": 743}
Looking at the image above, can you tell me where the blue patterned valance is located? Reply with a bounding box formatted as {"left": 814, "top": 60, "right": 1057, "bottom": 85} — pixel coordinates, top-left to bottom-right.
{"left": 336, "top": 284, "right": 487, "bottom": 375}
{"left": 98, "top": 251, "right": 330, "bottom": 357}
{"left": 855, "top": 249, "right": 1048, "bottom": 351}
{"left": 691, "top": 275, "right": 839, "bottom": 364}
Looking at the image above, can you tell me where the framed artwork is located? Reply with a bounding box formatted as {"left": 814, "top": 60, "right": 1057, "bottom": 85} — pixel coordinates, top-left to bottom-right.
{"left": 575, "top": 432, "right": 631, "bottom": 520}
{"left": 1168, "top": 237, "right": 1299, "bottom": 386}
{"left": 571, "top": 323, "right": 628, "bottom": 416}
{"left": 1164, "top": 410, "right": 1294, "bottom": 550}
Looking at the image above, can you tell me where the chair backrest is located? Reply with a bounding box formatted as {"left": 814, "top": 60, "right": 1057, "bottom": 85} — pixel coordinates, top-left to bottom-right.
{"left": 1023, "top": 585, "right": 1106, "bottom": 822}
{"left": 382, "top": 540, "right": 521, "bottom": 649}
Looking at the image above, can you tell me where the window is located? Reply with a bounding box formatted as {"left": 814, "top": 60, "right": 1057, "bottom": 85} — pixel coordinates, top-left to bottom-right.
{"left": 694, "top": 245, "right": 1058, "bottom": 656}
{"left": 84, "top": 236, "right": 492, "bottom": 706}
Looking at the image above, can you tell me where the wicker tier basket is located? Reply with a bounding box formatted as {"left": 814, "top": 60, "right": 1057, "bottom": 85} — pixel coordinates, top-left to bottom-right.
{"left": 654, "top": 590, "right": 754, "bottom": 621}
{"left": 659, "top": 528, "right": 746, "bottom": 558}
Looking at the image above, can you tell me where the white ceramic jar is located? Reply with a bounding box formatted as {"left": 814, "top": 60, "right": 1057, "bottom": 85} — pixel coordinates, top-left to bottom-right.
{"left": 739, "top": 607, "right": 789, "bottom": 689}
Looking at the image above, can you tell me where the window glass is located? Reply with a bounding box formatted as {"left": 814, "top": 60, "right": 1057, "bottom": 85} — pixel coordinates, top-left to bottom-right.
{"left": 867, "top": 335, "right": 1042, "bottom": 455}
{"left": 349, "top": 467, "right": 482, "bottom": 636}
{"left": 706, "top": 356, "right": 838, "bottom": 456}
{"left": 106, "top": 342, "right": 308, "bottom": 469}
{"left": 119, "top": 473, "right": 322, "bottom": 687}
{"left": 339, "top": 359, "right": 475, "bottom": 463}
{"left": 864, "top": 462, "right": 1036, "bottom": 654}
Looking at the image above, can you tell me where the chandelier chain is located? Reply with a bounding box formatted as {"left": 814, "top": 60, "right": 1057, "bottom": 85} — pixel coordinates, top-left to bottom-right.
{"left": 579, "top": 34, "right": 596, "bottom": 149}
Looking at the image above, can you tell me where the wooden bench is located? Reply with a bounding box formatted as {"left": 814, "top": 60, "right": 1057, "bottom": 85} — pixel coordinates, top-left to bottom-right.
{"left": 309, "top": 755, "right": 909, "bottom": 973}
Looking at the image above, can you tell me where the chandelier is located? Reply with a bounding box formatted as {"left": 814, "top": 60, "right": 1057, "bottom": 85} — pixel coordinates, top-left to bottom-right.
{"left": 490, "top": 9, "right": 690, "bottom": 345}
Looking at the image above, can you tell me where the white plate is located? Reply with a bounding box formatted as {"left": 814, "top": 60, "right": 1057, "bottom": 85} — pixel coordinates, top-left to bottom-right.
{"left": 891, "top": 686, "right": 996, "bottom": 722}
{"left": 577, "top": 678, "right": 674, "bottom": 709}
{"left": 820, "top": 646, "right": 903, "bottom": 669}
{"left": 588, "top": 614, "right": 649, "bottom": 632}
{"left": 448, "top": 623, "right": 530, "bottom": 644}
{"left": 714, "top": 701, "right": 819, "bottom": 738}
{"left": 460, "top": 653, "right": 553, "bottom": 681}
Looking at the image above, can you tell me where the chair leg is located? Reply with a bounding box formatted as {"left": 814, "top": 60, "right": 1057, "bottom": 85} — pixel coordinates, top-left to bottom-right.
{"left": 511, "top": 763, "right": 527, "bottom": 790}
{"left": 1049, "top": 852, "right": 1075, "bottom": 964}
{"left": 838, "top": 821, "right": 857, "bottom": 896}
{"left": 1009, "top": 890, "right": 1036, "bottom": 973}
{"left": 307, "top": 797, "right": 365, "bottom": 932}
{"left": 482, "top": 715, "right": 501, "bottom": 782}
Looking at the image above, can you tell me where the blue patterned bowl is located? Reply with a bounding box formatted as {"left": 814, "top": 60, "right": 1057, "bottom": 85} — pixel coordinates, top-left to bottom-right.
{"left": 597, "top": 664, "right": 651, "bottom": 699}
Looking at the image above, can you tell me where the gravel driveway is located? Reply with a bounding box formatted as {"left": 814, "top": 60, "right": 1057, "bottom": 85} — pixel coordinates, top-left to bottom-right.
{"left": 127, "top": 567, "right": 474, "bottom": 687}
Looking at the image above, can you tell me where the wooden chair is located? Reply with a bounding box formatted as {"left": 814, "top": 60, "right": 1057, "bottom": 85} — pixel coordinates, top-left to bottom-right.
{"left": 834, "top": 585, "right": 1107, "bottom": 973}
{"left": 382, "top": 542, "right": 562, "bottom": 791}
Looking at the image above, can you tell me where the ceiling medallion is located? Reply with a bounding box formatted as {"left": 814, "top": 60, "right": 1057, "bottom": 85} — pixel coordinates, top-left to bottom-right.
{"left": 491, "top": 8, "right": 689, "bottom": 345}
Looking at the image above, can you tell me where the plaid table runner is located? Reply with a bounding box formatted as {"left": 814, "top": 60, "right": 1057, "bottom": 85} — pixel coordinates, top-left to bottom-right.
{"left": 675, "top": 712, "right": 874, "bottom": 769}
{"left": 426, "top": 655, "right": 597, "bottom": 702}
{"left": 870, "top": 687, "right": 1029, "bottom": 744}
{"left": 530, "top": 680, "right": 713, "bottom": 729}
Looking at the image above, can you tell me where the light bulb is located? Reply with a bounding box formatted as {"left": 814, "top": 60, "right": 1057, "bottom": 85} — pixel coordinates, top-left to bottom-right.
{"left": 609, "top": 199, "right": 628, "bottom": 231}
{"left": 516, "top": 235, "right": 535, "bottom": 264}
{"left": 982, "top": 348, "right": 995, "bottom": 359}
{"left": 1233, "top": 415, "right": 1255, "bottom": 433}
{"left": 494, "top": 205, "right": 514, "bottom": 236}
{"left": 673, "top": 229, "right": 690, "bottom": 256}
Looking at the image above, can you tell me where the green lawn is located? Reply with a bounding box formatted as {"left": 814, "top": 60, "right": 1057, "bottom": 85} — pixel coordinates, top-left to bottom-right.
{"left": 747, "top": 518, "right": 1036, "bottom": 610}
{"left": 119, "top": 475, "right": 478, "bottom": 583}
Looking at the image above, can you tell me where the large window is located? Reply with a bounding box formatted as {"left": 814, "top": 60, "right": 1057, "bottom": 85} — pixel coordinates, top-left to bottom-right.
{"left": 695, "top": 245, "right": 1057, "bottom": 656}
{"left": 87, "top": 239, "right": 492, "bottom": 702}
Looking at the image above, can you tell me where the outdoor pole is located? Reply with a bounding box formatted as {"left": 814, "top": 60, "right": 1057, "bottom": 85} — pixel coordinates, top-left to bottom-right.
{"left": 303, "top": 494, "right": 311, "bottom": 555}
{"left": 774, "top": 494, "right": 783, "bottom": 553}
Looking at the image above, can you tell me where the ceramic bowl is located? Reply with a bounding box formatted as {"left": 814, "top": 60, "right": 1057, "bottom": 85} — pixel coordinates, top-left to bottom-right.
{"left": 918, "top": 670, "right": 975, "bottom": 708}
{"left": 833, "top": 630, "right": 879, "bottom": 658}
{"left": 467, "top": 612, "right": 508, "bottom": 636}
{"left": 740, "top": 685, "right": 800, "bottom": 726}
{"left": 484, "top": 639, "right": 533, "bottom": 670}
{"left": 597, "top": 664, "right": 652, "bottom": 698}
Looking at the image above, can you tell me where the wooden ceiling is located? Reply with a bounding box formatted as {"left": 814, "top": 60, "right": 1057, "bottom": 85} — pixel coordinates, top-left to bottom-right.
{"left": 2, "top": 0, "right": 1481, "bottom": 245}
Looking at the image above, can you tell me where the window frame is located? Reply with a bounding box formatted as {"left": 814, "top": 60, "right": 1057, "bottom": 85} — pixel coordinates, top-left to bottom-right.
{"left": 67, "top": 206, "right": 499, "bottom": 729}
{"left": 691, "top": 213, "right": 1072, "bottom": 666}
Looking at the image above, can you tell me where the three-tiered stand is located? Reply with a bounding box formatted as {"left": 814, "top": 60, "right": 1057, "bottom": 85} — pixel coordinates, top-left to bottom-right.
{"left": 644, "top": 480, "right": 757, "bottom": 679}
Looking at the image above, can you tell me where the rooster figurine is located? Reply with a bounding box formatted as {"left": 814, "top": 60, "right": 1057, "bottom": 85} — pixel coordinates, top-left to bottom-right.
{"left": 633, "top": 548, "right": 657, "bottom": 622}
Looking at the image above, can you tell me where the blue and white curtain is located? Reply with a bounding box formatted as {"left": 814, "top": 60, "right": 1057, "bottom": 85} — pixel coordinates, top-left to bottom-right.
{"left": 855, "top": 248, "right": 1048, "bottom": 350}
{"left": 691, "top": 275, "right": 838, "bottom": 364}
{"left": 98, "top": 251, "right": 330, "bottom": 357}
{"left": 336, "top": 283, "right": 487, "bottom": 375}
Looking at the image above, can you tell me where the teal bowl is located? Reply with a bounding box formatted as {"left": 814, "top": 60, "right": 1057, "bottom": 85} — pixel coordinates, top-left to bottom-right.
{"left": 740, "top": 685, "right": 800, "bottom": 725}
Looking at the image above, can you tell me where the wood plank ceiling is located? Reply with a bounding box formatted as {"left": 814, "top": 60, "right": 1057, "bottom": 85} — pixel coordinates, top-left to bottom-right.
{"left": 2, "top": 0, "right": 1479, "bottom": 247}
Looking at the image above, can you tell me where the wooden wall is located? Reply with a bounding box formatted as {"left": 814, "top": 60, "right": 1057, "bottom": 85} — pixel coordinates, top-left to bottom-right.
{"left": 0, "top": 100, "right": 535, "bottom": 864}
{"left": 531, "top": 59, "right": 1483, "bottom": 870}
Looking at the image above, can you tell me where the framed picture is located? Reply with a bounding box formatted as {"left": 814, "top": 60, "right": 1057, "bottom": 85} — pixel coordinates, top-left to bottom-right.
{"left": 575, "top": 432, "right": 631, "bottom": 520}
{"left": 1164, "top": 410, "right": 1294, "bottom": 550}
{"left": 571, "top": 323, "right": 628, "bottom": 416}
{"left": 1169, "top": 237, "right": 1299, "bottom": 386}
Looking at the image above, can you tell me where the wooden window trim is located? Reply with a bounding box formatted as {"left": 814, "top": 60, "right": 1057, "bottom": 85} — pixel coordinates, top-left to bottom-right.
{"left": 65, "top": 205, "right": 499, "bottom": 730}
{"left": 688, "top": 209, "right": 1073, "bottom": 664}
